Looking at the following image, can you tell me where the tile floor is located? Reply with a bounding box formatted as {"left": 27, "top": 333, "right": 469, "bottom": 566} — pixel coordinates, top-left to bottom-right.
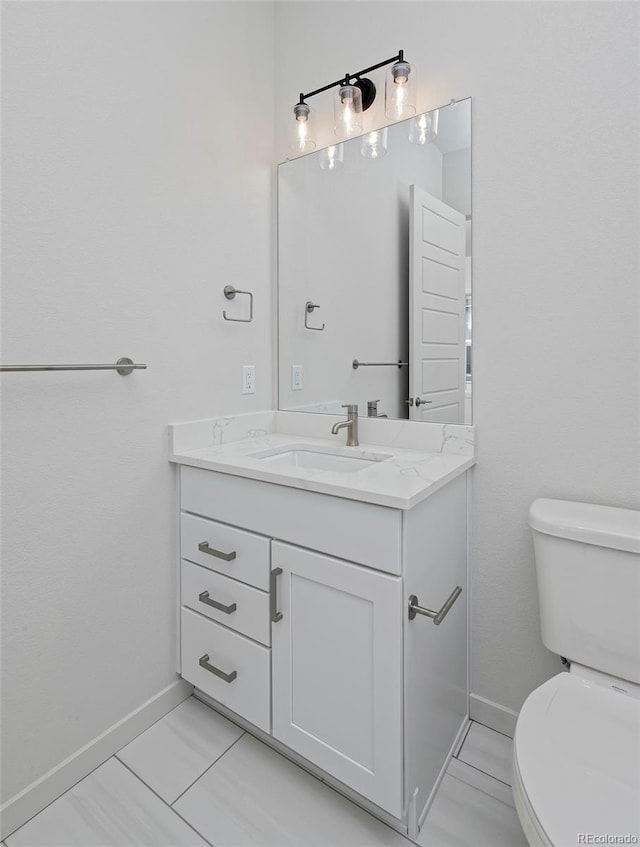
{"left": 6, "top": 697, "right": 528, "bottom": 847}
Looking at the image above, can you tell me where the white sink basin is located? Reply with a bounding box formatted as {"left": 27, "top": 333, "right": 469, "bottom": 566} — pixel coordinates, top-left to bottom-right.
{"left": 249, "top": 445, "right": 392, "bottom": 473}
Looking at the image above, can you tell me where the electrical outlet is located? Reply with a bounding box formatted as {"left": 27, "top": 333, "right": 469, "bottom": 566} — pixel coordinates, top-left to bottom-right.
{"left": 242, "top": 364, "right": 255, "bottom": 395}
{"left": 291, "top": 365, "right": 303, "bottom": 391}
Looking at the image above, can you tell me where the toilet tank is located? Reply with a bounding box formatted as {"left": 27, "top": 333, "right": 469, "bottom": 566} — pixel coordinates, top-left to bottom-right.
{"left": 529, "top": 498, "right": 640, "bottom": 684}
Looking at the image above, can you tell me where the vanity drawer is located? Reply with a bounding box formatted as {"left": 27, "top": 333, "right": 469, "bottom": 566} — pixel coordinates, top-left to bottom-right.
{"left": 181, "top": 560, "right": 270, "bottom": 646}
{"left": 181, "top": 512, "right": 271, "bottom": 590}
{"left": 181, "top": 607, "right": 271, "bottom": 733}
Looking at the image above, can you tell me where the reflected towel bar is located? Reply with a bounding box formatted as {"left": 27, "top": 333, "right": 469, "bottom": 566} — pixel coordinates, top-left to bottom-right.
{"left": 352, "top": 359, "right": 408, "bottom": 369}
{"left": 0, "top": 358, "right": 147, "bottom": 375}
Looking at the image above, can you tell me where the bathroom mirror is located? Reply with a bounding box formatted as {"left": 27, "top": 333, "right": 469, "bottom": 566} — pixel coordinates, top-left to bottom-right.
{"left": 278, "top": 98, "right": 471, "bottom": 423}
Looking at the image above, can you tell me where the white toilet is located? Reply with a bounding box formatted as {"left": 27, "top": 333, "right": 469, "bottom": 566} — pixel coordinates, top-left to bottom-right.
{"left": 513, "top": 498, "right": 640, "bottom": 847}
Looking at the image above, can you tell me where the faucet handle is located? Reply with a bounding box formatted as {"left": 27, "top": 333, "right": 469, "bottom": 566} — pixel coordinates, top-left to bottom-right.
{"left": 341, "top": 403, "right": 358, "bottom": 415}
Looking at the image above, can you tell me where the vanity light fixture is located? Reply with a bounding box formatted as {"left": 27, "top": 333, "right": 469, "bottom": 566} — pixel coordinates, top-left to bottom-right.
{"left": 290, "top": 50, "right": 415, "bottom": 152}
{"left": 291, "top": 101, "right": 316, "bottom": 153}
{"left": 319, "top": 144, "right": 344, "bottom": 170}
{"left": 334, "top": 83, "right": 363, "bottom": 138}
{"left": 408, "top": 109, "right": 439, "bottom": 145}
{"left": 385, "top": 56, "right": 416, "bottom": 120}
{"left": 361, "top": 127, "right": 388, "bottom": 159}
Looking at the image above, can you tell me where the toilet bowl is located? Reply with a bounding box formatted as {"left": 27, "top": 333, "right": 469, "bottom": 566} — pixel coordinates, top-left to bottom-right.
{"left": 513, "top": 499, "right": 640, "bottom": 847}
{"left": 513, "top": 670, "right": 640, "bottom": 846}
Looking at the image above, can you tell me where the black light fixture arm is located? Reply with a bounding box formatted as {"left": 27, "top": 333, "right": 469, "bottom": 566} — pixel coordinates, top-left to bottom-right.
{"left": 297, "top": 50, "right": 405, "bottom": 105}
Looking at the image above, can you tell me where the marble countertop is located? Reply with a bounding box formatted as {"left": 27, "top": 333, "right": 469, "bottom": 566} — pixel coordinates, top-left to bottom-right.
{"left": 169, "top": 413, "right": 475, "bottom": 510}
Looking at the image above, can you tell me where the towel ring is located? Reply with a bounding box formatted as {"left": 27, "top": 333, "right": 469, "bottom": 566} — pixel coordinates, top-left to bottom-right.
{"left": 305, "top": 301, "right": 325, "bottom": 331}
{"left": 223, "top": 286, "right": 253, "bottom": 323}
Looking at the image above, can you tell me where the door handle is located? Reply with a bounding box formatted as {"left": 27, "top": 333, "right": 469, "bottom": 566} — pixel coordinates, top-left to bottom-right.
{"left": 408, "top": 586, "right": 462, "bottom": 624}
{"left": 198, "top": 591, "right": 237, "bottom": 615}
{"left": 415, "top": 397, "right": 432, "bottom": 407}
{"left": 198, "top": 541, "right": 237, "bottom": 562}
{"left": 270, "top": 567, "right": 283, "bottom": 622}
{"left": 198, "top": 654, "right": 237, "bottom": 683}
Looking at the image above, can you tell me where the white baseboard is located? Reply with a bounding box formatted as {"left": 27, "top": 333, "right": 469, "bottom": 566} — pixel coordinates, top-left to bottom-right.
{"left": 1, "top": 678, "right": 193, "bottom": 840}
{"left": 447, "top": 758, "right": 515, "bottom": 808}
{"left": 469, "top": 693, "right": 518, "bottom": 738}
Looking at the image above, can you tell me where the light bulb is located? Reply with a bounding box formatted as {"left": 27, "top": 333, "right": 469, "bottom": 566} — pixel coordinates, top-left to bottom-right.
{"left": 408, "top": 109, "right": 439, "bottom": 145}
{"left": 290, "top": 102, "right": 316, "bottom": 153}
{"left": 319, "top": 144, "right": 344, "bottom": 171}
{"left": 361, "top": 128, "right": 388, "bottom": 159}
{"left": 334, "top": 84, "right": 363, "bottom": 138}
{"left": 385, "top": 61, "right": 416, "bottom": 120}
{"left": 297, "top": 121, "right": 309, "bottom": 144}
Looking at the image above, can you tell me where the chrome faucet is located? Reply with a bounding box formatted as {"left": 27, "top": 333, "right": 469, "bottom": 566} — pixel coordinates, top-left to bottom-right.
{"left": 367, "top": 399, "right": 388, "bottom": 419}
{"left": 331, "top": 404, "right": 359, "bottom": 447}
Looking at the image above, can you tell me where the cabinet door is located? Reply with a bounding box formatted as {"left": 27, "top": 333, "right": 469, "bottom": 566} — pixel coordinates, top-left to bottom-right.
{"left": 271, "top": 542, "right": 403, "bottom": 818}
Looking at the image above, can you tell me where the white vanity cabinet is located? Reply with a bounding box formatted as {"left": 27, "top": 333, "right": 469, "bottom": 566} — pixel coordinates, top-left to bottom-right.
{"left": 177, "top": 463, "right": 468, "bottom": 832}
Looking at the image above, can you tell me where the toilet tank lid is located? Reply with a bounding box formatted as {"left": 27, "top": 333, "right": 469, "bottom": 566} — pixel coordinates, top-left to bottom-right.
{"left": 529, "top": 499, "right": 640, "bottom": 553}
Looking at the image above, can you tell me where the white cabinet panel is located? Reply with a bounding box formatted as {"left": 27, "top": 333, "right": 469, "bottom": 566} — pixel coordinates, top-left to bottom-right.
{"left": 181, "top": 512, "right": 271, "bottom": 590}
{"left": 271, "top": 542, "right": 404, "bottom": 818}
{"left": 181, "top": 560, "right": 271, "bottom": 646}
{"left": 402, "top": 473, "right": 468, "bottom": 822}
{"left": 181, "top": 608, "right": 271, "bottom": 733}
{"left": 181, "top": 466, "right": 402, "bottom": 574}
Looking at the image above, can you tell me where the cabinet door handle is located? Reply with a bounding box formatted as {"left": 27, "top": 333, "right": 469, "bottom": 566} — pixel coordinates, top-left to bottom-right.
{"left": 270, "top": 567, "right": 283, "bottom": 623}
{"left": 408, "top": 586, "right": 462, "bottom": 624}
{"left": 198, "top": 541, "right": 237, "bottom": 562}
{"left": 198, "top": 591, "right": 237, "bottom": 615}
{"left": 198, "top": 654, "right": 237, "bottom": 683}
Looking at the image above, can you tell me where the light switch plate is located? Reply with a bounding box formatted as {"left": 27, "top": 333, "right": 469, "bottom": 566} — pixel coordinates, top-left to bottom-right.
{"left": 291, "top": 365, "right": 303, "bottom": 391}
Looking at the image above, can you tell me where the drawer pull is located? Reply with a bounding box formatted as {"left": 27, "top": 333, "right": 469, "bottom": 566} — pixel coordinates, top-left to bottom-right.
{"left": 198, "top": 654, "right": 237, "bottom": 683}
{"left": 198, "top": 591, "right": 237, "bottom": 615}
{"left": 270, "top": 567, "right": 283, "bottom": 623}
{"left": 408, "top": 586, "right": 462, "bottom": 624}
{"left": 198, "top": 541, "right": 237, "bottom": 562}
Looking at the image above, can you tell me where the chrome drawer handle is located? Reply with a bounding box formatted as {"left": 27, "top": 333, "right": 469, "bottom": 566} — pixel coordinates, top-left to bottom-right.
{"left": 198, "top": 654, "right": 237, "bottom": 683}
{"left": 408, "top": 586, "right": 462, "bottom": 624}
{"left": 198, "top": 541, "right": 237, "bottom": 562}
{"left": 198, "top": 591, "right": 236, "bottom": 615}
{"left": 270, "top": 567, "right": 283, "bottom": 623}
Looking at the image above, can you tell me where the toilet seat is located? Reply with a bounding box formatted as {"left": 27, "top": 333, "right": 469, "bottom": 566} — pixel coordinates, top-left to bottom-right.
{"left": 513, "top": 672, "right": 640, "bottom": 847}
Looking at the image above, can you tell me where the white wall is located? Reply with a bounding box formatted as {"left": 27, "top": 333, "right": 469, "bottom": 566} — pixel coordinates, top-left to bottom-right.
{"left": 275, "top": 2, "right": 640, "bottom": 714}
{"left": 1, "top": 0, "right": 273, "bottom": 802}
{"left": 2, "top": 1, "right": 638, "bottom": 804}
